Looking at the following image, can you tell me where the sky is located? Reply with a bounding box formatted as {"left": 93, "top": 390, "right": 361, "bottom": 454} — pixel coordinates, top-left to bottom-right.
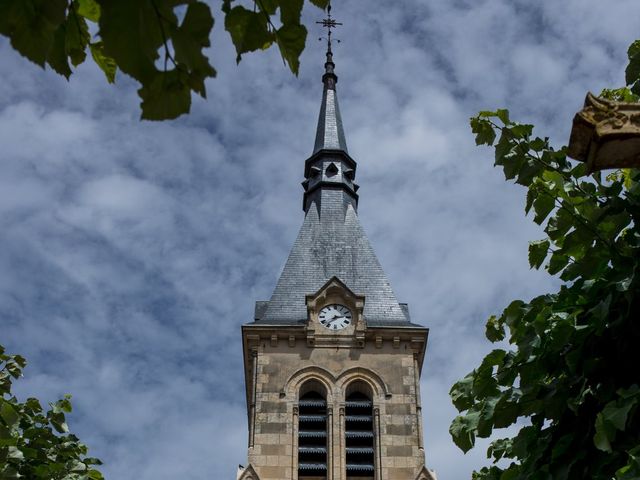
{"left": 1, "top": 0, "right": 639, "bottom": 478}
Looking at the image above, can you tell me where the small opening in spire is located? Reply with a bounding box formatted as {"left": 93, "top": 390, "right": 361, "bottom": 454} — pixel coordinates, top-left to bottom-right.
{"left": 343, "top": 168, "right": 355, "bottom": 181}
{"left": 326, "top": 162, "right": 339, "bottom": 177}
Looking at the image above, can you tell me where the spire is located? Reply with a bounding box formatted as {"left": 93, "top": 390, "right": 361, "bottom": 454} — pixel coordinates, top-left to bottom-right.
{"left": 313, "top": 4, "right": 347, "bottom": 154}
{"left": 252, "top": 3, "right": 413, "bottom": 328}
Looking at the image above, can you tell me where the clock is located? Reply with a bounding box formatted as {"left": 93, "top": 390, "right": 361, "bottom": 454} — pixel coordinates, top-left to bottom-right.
{"left": 318, "top": 304, "right": 352, "bottom": 331}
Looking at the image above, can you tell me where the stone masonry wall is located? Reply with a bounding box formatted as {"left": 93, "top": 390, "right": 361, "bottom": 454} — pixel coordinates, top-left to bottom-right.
{"left": 246, "top": 339, "right": 427, "bottom": 480}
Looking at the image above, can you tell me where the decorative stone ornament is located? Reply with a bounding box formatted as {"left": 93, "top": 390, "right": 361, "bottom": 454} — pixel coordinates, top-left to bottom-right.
{"left": 568, "top": 92, "right": 640, "bottom": 171}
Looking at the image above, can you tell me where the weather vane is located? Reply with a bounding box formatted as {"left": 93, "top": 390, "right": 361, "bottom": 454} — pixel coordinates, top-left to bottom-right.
{"left": 316, "top": 2, "right": 342, "bottom": 51}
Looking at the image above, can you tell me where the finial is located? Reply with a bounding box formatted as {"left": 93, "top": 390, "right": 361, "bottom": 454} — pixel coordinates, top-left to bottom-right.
{"left": 316, "top": 3, "right": 342, "bottom": 54}
{"left": 316, "top": 2, "right": 342, "bottom": 89}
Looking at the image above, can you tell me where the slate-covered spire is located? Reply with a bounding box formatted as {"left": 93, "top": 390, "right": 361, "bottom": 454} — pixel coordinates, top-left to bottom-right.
{"left": 253, "top": 7, "right": 413, "bottom": 327}
{"left": 313, "top": 37, "right": 348, "bottom": 153}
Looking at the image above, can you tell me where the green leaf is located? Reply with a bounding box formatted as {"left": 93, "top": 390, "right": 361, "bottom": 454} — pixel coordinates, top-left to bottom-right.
{"left": 532, "top": 193, "right": 555, "bottom": 225}
{"left": 275, "top": 23, "right": 307, "bottom": 75}
{"left": 89, "top": 42, "right": 117, "bottom": 83}
{"left": 258, "top": 0, "right": 279, "bottom": 15}
{"left": 279, "top": 0, "right": 303, "bottom": 25}
{"left": 477, "top": 396, "right": 498, "bottom": 438}
{"left": 525, "top": 187, "right": 537, "bottom": 215}
{"left": 76, "top": 0, "right": 100, "bottom": 22}
{"left": 603, "top": 399, "right": 635, "bottom": 431}
{"left": 547, "top": 251, "right": 569, "bottom": 275}
{"left": 224, "top": 5, "right": 274, "bottom": 62}
{"left": 48, "top": 22, "right": 72, "bottom": 78}
{"left": 97, "top": 0, "right": 164, "bottom": 82}
{"left": 488, "top": 437, "right": 513, "bottom": 462}
{"left": 546, "top": 207, "right": 573, "bottom": 242}
{"left": 470, "top": 117, "right": 496, "bottom": 146}
{"left": 500, "top": 150, "right": 525, "bottom": 181}
{"left": 496, "top": 109, "right": 510, "bottom": 124}
{"left": 528, "top": 239, "right": 550, "bottom": 269}
{"left": 560, "top": 226, "right": 592, "bottom": 260}
{"left": 485, "top": 315, "right": 505, "bottom": 342}
{"left": 473, "top": 366, "right": 499, "bottom": 398}
{"left": 600, "top": 87, "right": 640, "bottom": 103}
{"left": 515, "top": 158, "right": 541, "bottom": 186}
{"left": 0, "top": 403, "right": 20, "bottom": 428}
{"left": 598, "top": 211, "right": 631, "bottom": 242}
{"left": 594, "top": 412, "right": 615, "bottom": 452}
{"left": 481, "top": 349, "right": 506, "bottom": 368}
{"left": 308, "top": 0, "right": 329, "bottom": 8}
{"left": 88, "top": 468, "right": 105, "bottom": 479}
{"left": 56, "top": 396, "right": 73, "bottom": 414}
{"left": 529, "top": 137, "right": 547, "bottom": 152}
{"left": 172, "top": 2, "right": 216, "bottom": 97}
{"left": 0, "top": 0, "right": 68, "bottom": 67}
{"left": 625, "top": 40, "right": 640, "bottom": 92}
{"left": 495, "top": 130, "right": 513, "bottom": 166}
{"left": 65, "top": 8, "right": 90, "bottom": 66}
{"left": 450, "top": 375, "right": 474, "bottom": 411}
{"left": 177, "top": 3, "right": 214, "bottom": 51}
{"left": 450, "top": 412, "right": 479, "bottom": 453}
{"left": 139, "top": 70, "right": 191, "bottom": 120}
{"left": 0, "top": 423, "right": 13, "bottom": 441}
{"left": 509, "top": 123, "right": 533, "bottom": 139}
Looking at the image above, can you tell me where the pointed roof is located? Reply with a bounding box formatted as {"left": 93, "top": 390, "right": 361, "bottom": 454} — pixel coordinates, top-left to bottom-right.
{"left": 258, "top": 196, "right": 411, "bottom": 325}
{"left": 313, "top": 35, "right": 348, "bottom": 154}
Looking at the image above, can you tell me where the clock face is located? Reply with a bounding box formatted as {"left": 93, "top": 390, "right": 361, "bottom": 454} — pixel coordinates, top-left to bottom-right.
{"left": 318, "top": 304, "right": 352, "bottom": 331}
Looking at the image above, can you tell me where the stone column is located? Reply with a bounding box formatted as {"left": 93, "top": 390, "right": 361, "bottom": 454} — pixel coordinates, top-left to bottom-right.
{"left": 291, "top": 405, "right": 299, "bottom": 480}
{"left": 338, "top": 405, "right": 345, "bottom": 480}
{"left": 327, "top": 406, "right": 334, "bottom": 479}
{"left": 249, "top": 349, "right": 258, "bottom": 448}
{"left": 373, "top": 406, "right": 382, "bottom": 480}
{"left": 413, "top": 353, "right": 424, "bottom": 453}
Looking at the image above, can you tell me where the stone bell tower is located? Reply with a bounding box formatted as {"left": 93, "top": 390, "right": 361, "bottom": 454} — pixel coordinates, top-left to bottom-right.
{"left": 237, "top": 6, "right": 436, "bottom": 480}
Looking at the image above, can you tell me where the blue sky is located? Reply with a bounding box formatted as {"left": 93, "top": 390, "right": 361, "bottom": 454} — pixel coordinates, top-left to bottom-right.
{"left": 1, "top": 1, "right": 639, "bottom": 478}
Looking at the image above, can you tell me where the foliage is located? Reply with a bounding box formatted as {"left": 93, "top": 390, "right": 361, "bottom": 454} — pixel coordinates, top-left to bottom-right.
{"left": 0, "top": 0, "right": 328, "bottom": 120}
{"left": 0, "top": 344, "right": 103, "bottom": 479}
{"left": 450, "top": 48, "right": 640, "bottom": 477}
{"left": 626, "top": 40, "right": 640, "bottom": 97}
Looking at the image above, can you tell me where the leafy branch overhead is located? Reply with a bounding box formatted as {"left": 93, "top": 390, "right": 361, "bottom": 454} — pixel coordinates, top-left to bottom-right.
{"left": 0, "top": 344, "right": 104, "bottom": 479}
{"left": 449, "top": 43, "right": 640, "bottom": 480}
{"left": 0, "top": 0, "right": 329, "bottom": 120}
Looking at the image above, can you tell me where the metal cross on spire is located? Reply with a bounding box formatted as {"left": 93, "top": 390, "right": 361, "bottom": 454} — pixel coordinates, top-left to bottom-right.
{"left": 316, "top": 2, "right": 342, "bottom": 53}
{"left": 316, "top": 2, "right": 341, "bottom": 89}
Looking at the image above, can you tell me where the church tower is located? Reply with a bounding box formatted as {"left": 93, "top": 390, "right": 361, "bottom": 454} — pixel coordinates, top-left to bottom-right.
{"left": 238, "top": 8, "right": 435, "bottom": 480}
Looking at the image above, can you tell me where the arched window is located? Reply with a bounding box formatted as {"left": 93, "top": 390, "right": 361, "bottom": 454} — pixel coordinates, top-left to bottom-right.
{"left": 345, "top": 382, "right": 375, "bottom": 479}
{"left": 298, "top": 382, "right": 328, "bottom": 478}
